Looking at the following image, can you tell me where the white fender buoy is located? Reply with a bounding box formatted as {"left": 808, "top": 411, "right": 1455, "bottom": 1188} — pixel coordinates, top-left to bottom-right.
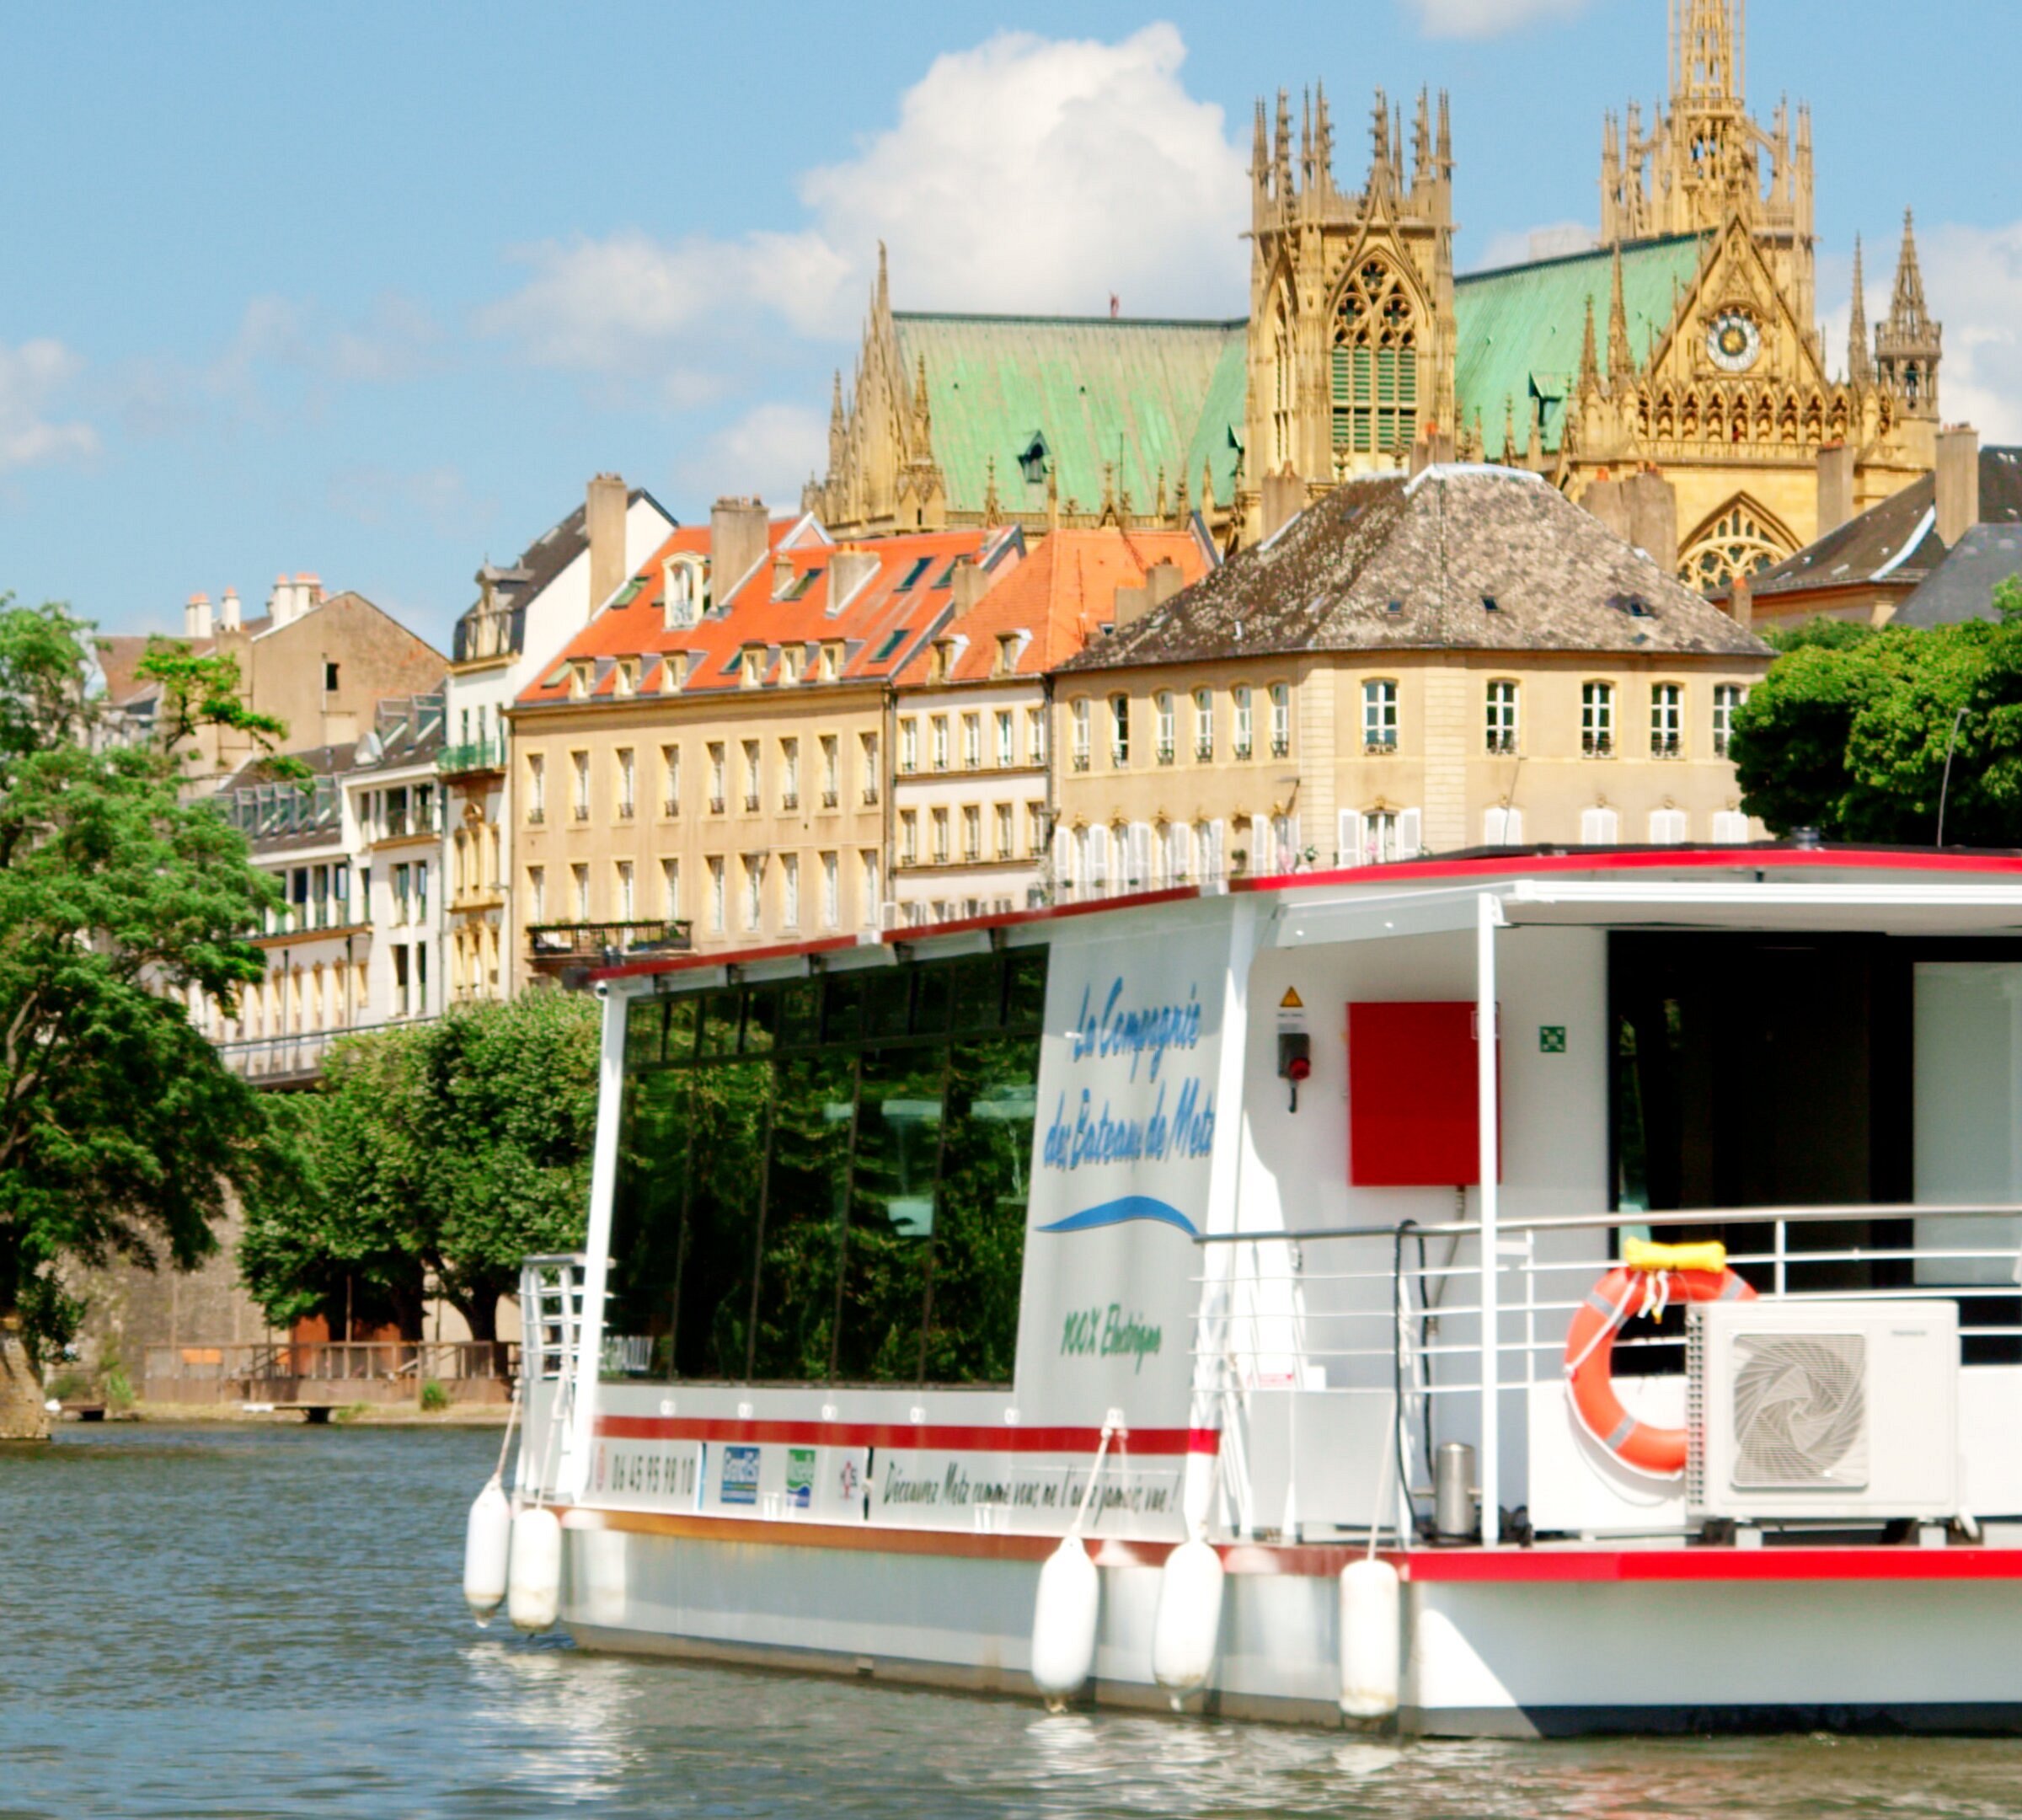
{"left": 1338, "top": 1556, "right": 1400, "bottom": 1719}
{"left": 463, "top": 1477, "right": 512, "bottom": 1625}
{"left": 1151, "top": 1536, "right": 1225, "bottom": 1703}
{"left": 507, "top": 1503, "right": 563, "bottom": 1634}
{"left": 1030, "top": 1534, "right": 1100, "bottom": 1703}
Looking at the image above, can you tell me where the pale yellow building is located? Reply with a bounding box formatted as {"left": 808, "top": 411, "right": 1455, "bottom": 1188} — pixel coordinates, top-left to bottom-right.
{"left": 1052, "top": 466, "right": 1772, "bottom": 885}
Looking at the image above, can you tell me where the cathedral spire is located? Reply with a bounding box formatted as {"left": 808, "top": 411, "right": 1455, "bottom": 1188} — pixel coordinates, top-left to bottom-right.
{"left": 1890, "top": 208, "right": 1929, "bottom": 328}
{"left": 1675, "top": 0, "right": 1741, "bottom": 105}
{"left": 1876, "top": 208, "right": 1941, "bottom": 418}
{"left": 1251, "top": 97, "right": 1270, "bottom": 206}
{"left": 1847, "top": 234, "right": 1871, "bottom": 387}
{"left": 1273, "top": 89, "right": 1292, "bottom": 198}
{"left": 1577, "top": 293, "right": 1600, "bottom": 394}
{"left": 911, "top": 353, "right": 932, "bottom": 447}
{"left": 1412, "top": 88, "right": 1431, "bottom": 190}
{"left": 1607, "top": 240, "right": 1634, "bottom": 378}
{"left": 1369, "top": 88, "right": 1391, "bottom": 190}
{"left": 875, "top": 241, "right": 890, "bottom": 318}
{"left": 1313, "top": 81, "right": 1334, "bottom": 193}
{"left": 1300, "top": 87, "right": 1313, "bottom": 191}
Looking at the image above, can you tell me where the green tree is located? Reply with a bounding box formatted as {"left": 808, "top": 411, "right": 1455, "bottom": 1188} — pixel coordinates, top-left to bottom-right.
{"left": 241, "top": 991, "right": 601, "bottom": 1342}
{"left": 1732, "top": 581, "right": 2022, "bottom": 843}
{"left": 0, "top": 600, "right": 288, "bottom": 1360}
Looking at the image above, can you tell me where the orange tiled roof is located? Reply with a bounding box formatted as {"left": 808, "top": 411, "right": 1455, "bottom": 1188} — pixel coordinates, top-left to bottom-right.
{"left": 893, "top": 526, "right": 1214, "bottom": 687}
{"left": 516, "top": 516, "right": 1020, "bottom": 708}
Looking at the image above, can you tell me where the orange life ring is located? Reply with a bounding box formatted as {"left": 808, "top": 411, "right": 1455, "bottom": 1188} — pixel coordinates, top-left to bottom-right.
{"left": 1563, "top": 1263, "right": 1756, "bottom": 1475}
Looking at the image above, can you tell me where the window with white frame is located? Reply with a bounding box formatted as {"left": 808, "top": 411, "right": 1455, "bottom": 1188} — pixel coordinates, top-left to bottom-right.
{"left": 781, "top": 737, "right": 800, "bottom": 808}
{"left": 743, "top": 854, "right": 764, "bottom": 928}
{"left": 1156, "top": 692, "right": 1176, "bottom": 763}
{"left": 571, "top": 862, "right": 590, "bottom": 921}
{"left": 900, "top": 718, "right": 919, "bottom": 774}
{"left": 1110, "top": 694, "right": 1130, "bottom": 766}
{"left": 859, "top": 732, "right": 880, "bottom": 805}
{"left": 931, "top": 715, "right": 949, "bottom": 771}
{"left": 527, "top": 865, "right": 545, "bottom": 923}
{"left": 962, "top": 714, "right": 982, "bottom": 770}
{"left": 900, "top": 810, "right": 918, "bottom": 865}
{"left": 1166, "top": 821, "right": 1191, "bottom": 882}
{"left": 1193, "top": 687, "right": 1214, "bottom": 760}
{"left": 570, "top": 750, "right": 590, "bottom": 819}
{"left": 616, "top": 747, "right": 635, "bottom": 818}
{"left": 1580, "top": 805, "right": 1621, "bottom": 844}
{"left": 861, "top": 849, "right": 880, "bottom": 918}
{"left": 1233, "top": 685, "right": 1253, "bottom": 758}
{"left": 996, "top": 710, "right": 1014, "bottom": 767}
{"left": 1581, "top": 682, "right": 1616, "bottom": 756}
{"left": 1071, "top": 699, "right": 1091, "bottom": 770}
{"left": 963, "top": 804, "right": 982, "bottom": 861}
{"left": 1026, "top": 705, "right": 1046, "bottom": 765}
{"left": 821, "top": 735, "right": 838, "bottom": 806}
{"left": 1484, "top": 804, "right": 1523, "bottom": 845}
{"left": 1270, "top": 682, "right": 1292, "bottom": 757}
{"left": 527, "top": 752, "right": 546, "bottom": 824}
{"left": 1713, "top": 683, "right": 1745, "bottom": 758}
{"left": 1361, "top": 680, "right": 1398, "bottom": 752}
{"left": 996, "top": 802, "right": 1014, "bottom": 858}
{"left": 1649, "top": 807, "right": 1688, "bottom": 843}
{"left": 741, "top": 740, "right": 761, "bottom": 811}
{"left": 661, "top": 745, "right": 680, "bottom": 816}
{"left": 1027, "top": 801, "right": 1045, "bottom": 857}
{"left": 615, "top": 859, "right": 634, "bottom": 919}
{"left": 1650, "top": 682, "right": 1683, "bottom": 757}
{"left": 781, "top": 854, "right": 800, "bottom": 926}
{"left": 708, "top": 856, "right": 725, "bottom": 932}
{"left": 1485, "top": 680, "right": 1518, "bottom": 754}
{"left": 661, "top": 857, "right": 679, "bottom": 918}
{"left": 708, "top": 742, "right": 726, "bottom": 810}
{"left": 932, "top": 806, "right": 950, "bottom": 864}
{"left": 821, "top": 851, "right": 839, "bottom": 927}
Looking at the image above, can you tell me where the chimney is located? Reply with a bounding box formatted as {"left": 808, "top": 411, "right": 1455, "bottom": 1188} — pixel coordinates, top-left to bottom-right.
{"left": 586, "top": 472, "right": 628, "bottom": 613}
{"left": 218, "top": 587, "right": 242, "bottom": 632}
{"left": 828, "top": 547, "right": 880, "bottom": 612}
{"left": 1729, "top": 571, "right": 1753, "bottom": 628}
{"left": 185, "top": 593, "right": 213, "bottom": 640}
{"left": 949, "top": 556, "right": 994, "bottom": 616}
{"left": 267, "top": 574, "right": 293, "bottom": 626}
{"left": 1260, "top": 467, "right": 1305, "bottom": 540}
{"left": 297, "top": 572, "right": 323, "bottom": 609}
{"left": 1408, "top": 428, "right": 1455, "bottom": 476}
{"left": 1936, "top": 425, "right": 1981, "bottom": 548}
{"left": 709, "top": 496, "right": 770, "bottom": 602}
{"left": 1816, "top": 442, "right": 1854, "bottom": 538}
{"left": 1113, "top": 561, "right": 1187, "bottom": 629}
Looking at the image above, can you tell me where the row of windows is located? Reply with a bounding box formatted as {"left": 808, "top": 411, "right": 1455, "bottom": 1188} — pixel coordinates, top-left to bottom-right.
{"left": 898, "top": 802, "right": 1046, "bottom": 867}
{"left": 526, "top": 849, "right": 883, "bottom": 937}
{"left": 261, "top": 860, "right": 436, "bottom": 935}
{"left": 1064, "top": 679, "right": 1752, "bottom": 768}
{"left": 1067, "top": 682, "right": 1292, "bottom": 771}
{"left": 897, "top": 706, "right": 1047, "bottom": 774}
{"left": 525, "top": 734, "right": 883, "bottom": 826}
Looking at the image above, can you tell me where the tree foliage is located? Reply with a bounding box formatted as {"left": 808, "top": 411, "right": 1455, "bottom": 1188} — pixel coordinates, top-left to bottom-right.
{"left": 1732, "top": 581, "right": 2022, "bottom": 844}
{"left": 0, "top": 599, "right": 288, "bottom": 1355}
{"left": 241, "top": 991, "right": 601, "bottom": 1341}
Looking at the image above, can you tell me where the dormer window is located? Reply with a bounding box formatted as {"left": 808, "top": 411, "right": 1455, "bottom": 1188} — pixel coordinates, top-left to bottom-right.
{"left": 614, "top": 658, "right": 639, "bottom": 698}
{"left": 820, "top": 641, "right": 841, "bottom": 681}
{"left": 1017, "top": 432, "right": 1050, "bottom": 485}
{"left": 567, "top": 661, "right": 591, "bottom": 700}
{"left": 932, "top": 640, "right": 955, "bottom": 683}
{"left": 781, "top": 646, "right": 802, "bottom": 683}
{"left": 741, "top": 646, "right": 766, "bottom": 687}
{"left": 661, "top": 652, "right": 688, "bottom": 693}
{"left": 663, "top": 554, "right": 706, "bottom": 629}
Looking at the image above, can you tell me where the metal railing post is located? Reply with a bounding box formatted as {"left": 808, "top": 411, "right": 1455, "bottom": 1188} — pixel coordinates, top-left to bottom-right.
{"left": 1475, "top": 891, "right": 1502, "bottom": 1548}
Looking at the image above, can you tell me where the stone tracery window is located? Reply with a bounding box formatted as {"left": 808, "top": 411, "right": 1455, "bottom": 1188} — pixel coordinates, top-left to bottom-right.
{"left": 1330, "top": 256, "right": 1419, "bottom": 465}
{"left": 1270, "top": 288, "right": 1294, "bottom": 471}
{"left": 1678, "top": 499, "right": 1788, "bottom": 591}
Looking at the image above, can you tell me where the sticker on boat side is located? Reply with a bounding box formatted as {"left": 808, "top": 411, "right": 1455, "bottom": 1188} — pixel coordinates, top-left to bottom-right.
{"left": 719, "top": 1444, "right": 760, "bottom": 1507}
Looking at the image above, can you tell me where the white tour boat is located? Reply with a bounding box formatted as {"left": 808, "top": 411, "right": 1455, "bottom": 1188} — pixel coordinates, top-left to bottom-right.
{"left": 464, "top": 846, "right": 2022, "bottom": 1736}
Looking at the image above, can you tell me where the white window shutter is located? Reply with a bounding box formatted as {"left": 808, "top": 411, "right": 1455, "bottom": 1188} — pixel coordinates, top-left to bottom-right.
{"left": 1088, "top": 826, "right": 1110, "bottom": 889}
{"left": 1484, "top": 806, "right": 1508, "bottom": 846}
{"left": 1288, "top": 813, "right": 1302, "bottom": 869}
{"left": 1396, "top": 808, "right": 1422, "bottom": 859}
{"left": 1134, "top": 822, "right": 1154, "bottom": 888}
{"left": 1053, "top": 826, "right": 1077, "bottom": 892}
{"left": 1338, "top": 809, "right": 1361, "bottom": 868}
{"left": 1209, "top": 819, "right": 1227, "bottom": 881}
{"left": 1581, "top": 806, "right": 1619, "bottom": 846}
{"left": 1503, "top": 806, "right": 1523, "bottom": 846}
{"left": 1649, "top": 808, "right": 1688, "bottom": 845}
{"left": 1711, "top": 809, "right": 1749, "bottom": 843}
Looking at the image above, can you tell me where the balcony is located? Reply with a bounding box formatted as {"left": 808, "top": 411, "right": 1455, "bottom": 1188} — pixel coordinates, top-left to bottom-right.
{"left": 821, "top": 790, "right": 838, "bottom": 810}
{"left": 527, "top": 805, "right": 545, "bottom": 826}
{"left": 525, "top": 919, "right": 693, "bottom": 972}
{"left": 1486, "top": 734, "right": 1516, "bottom": 756}
{"left": 213, "top": 1015, "right": 438, "bottom": 1088}
{"left": 709, "top": 795, "right": 726, "bottom": 815}
{"left": 437, "top": 736, "right": 508, "bottom": 778}
{"left": 742, "top": 793, "right": 761, "bottom": 813}
{"left": 1233, "top": 741, "right": 1253, "bottom": 761}
{"left": 570, "top": 802, "right": 590, "bottom": 822}
{"left": 862, "top": 784, "right": 880, "bottom": 806}
{"left": 1195, "top": 741, "right": 1213, "bottom": 763}
{"left": 1157, "top": 741, "right": 1175, "bottom": 765}
{"left": 1271, "top": 736, "right": 1292, "bottom": 758}
{"left": 1584, "top": 735, "right": 1615, "bottom": 758}
{"left": 782, "top": 791, "right": 800, "bottom": 812}
{"left": 1651, "top": 736, "right": 1682, "bottom": 759}
{"left": 662, "top": 798, "right": 680, "bottom": 818}
{"left": 617, "top": 800, "right": 635, "bottom": 822}
{"left": 1072, "top": 751, "right": 1090, "bottom": 773}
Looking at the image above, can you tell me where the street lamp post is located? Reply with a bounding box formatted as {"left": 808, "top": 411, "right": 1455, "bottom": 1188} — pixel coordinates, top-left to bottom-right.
{"left": 1937, "top": 705, "right": 1971, "bottom": 848}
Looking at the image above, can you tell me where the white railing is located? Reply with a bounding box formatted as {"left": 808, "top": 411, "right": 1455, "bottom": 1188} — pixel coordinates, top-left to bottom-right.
{"left": 1193, "top": 1202, "right": 2022, "bottom": 1543}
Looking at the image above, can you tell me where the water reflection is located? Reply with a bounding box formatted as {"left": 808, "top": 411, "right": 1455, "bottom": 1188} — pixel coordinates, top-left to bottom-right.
{"left": 8, "top": 1426, "right": 2022, "bottom": 1818}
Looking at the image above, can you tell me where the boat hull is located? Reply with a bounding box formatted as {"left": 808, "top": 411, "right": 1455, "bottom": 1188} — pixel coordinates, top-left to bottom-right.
{"left": 558, "top": 1511, "right": 2022, "bottom": 1737}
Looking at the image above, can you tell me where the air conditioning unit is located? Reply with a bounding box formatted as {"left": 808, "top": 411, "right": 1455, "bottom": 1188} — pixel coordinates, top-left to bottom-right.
{"left": 1687, "top": 1298, "right": 1958, "bottom": 1523}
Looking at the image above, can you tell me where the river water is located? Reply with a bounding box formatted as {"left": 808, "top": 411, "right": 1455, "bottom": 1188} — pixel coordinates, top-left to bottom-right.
{"left": 5, "top": 1424, "right": 2021, "bottom": 1819}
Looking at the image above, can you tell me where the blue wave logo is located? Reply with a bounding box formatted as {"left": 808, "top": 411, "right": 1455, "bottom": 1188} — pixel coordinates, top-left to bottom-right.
{"left": 1037, "top": 1196, "right": 1198, "bottom": 1237}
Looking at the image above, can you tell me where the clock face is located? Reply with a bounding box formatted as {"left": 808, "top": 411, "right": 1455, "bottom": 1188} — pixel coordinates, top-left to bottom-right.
{"left": 1707, "top": 309, "right": 1761, "bottom": 373}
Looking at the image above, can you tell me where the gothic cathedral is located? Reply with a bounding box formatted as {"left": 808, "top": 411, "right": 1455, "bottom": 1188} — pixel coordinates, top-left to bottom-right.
{"left": 815, "top": 0, "right": 1943, "bottom": 592}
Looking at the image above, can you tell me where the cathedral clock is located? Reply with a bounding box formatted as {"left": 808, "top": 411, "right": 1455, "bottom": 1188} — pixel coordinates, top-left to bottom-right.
{"left": 1706, "top": 309, "right": 1762, "bottom": 373}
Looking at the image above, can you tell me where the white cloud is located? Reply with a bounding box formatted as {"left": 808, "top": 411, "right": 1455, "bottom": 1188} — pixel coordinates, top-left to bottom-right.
{"left": 481, "top": 24, "right": 1247, "bottom": 382}
{"left": 1404, "top": 0, "right": 1591, "bottom": 38}
{"left": 0, "top": 340, "right": 98, "bottom": 470}
{"left": 676, "top": 402, "right": 828, "bottom": 506}
{"left": 1474, "top": 220, "right": 1596, "bottom": 270}
{"left": 327, "top": 463, "right": 493, "bottom": 539}
{"left": 1820, "top": 221, "right": 2022, "bottom": 439}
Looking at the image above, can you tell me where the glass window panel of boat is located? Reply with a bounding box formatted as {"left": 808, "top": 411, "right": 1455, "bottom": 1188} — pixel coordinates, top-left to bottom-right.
{"left": 864, "top": 967, "right": 912, "bottom": 1040}
{"left": 701, "top": 988, "right": 743, "bottom": 1057}
{"left": 747, "top": 1051, "right": 855, "bottom": 1380}
{"left": 919, "top": 1036, "right": 1039, "bottom": 1384}
{"left": 949, "top": 955, "right": 1002, "bottom": 1032}
{"left": 779, "top": 979, "right": 821, "bottom": 1049}
{"left": 663, "top": 992, "right": 700, "bottom": 1061}
{"left": 742, "top": 982, "right": 781, "bottom": 1055}
{"left": 822, "top": 971, "right": 864, "bottom": 1046}
{"left": 606, "top": 1065, "right": 693, "bottom": 1379}
{"left": 625, "top": 997, "right": 667, "bottom": 1068}
{"left": 912, "top": 960, "right": 953, "bottom": 1036}
{"left": 833, "top": 1042, "right": 944, "bottom": 1381}
{"left": 1004, "top": 949, "right": 1047, "bottom": 1029}
{"left": 667, "top": 1058, "right": 772, "bottom": 1380}
{"left": 1912, "top": 961, "right": 2022, "bottom": 1287}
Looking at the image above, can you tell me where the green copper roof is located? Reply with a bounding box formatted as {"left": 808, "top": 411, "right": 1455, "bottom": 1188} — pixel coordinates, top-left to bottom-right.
{"left": 1454, "top": 233, "right": 1707, "bottom": 460}
{"left": 894, "top": 313, "right": 1246, "bottom": 519}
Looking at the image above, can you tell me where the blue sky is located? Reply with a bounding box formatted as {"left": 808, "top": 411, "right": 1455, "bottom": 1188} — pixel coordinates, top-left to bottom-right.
{"left": 5, "top": 0, "right": 2018, "bottom": 652}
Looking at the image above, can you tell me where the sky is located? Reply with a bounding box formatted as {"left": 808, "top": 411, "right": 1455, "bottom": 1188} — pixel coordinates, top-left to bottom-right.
{"left": 5, "top": 0, "right": 2019, "bottom": 653}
